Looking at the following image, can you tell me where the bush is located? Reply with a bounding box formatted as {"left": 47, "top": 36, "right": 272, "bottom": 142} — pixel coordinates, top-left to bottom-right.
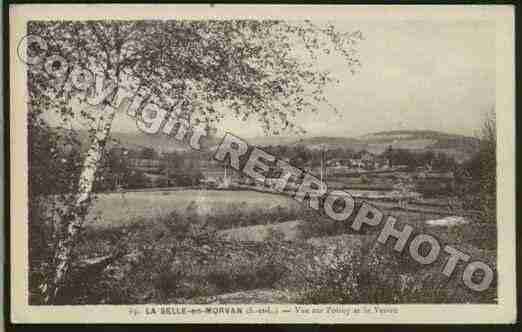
{"left": 125, "top": 170, "right": 151, "bottom": 189}
{"left": 295, "top": 237, "right": 497, "bottom": 304}
{"left": 296, "top": 246, "right": 362, "bottom": 303}
{"left": 58, "top": 204, "right": 293, "bottom": 304}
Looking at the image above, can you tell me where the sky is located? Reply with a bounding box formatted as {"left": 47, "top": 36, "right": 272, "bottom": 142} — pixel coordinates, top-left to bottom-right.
{"left": 51, "top": 20, "right": 496, "bottom": 139}
{"left": 205, "top": 20, "right": 495, "bottom": 139}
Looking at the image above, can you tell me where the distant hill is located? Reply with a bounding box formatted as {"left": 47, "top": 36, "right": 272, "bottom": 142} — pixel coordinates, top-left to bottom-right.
{"left": 288, "top": 130, "right": 480, "bottom": 163}
{"left": 73, "top": 129, "right": 479, "bottom": 163}
{"left": 293, "top": 136, "right": 362, "bottom": 146}
{"left": 291, "top": 136, "right": 366, "bottom": 151}
{"left": 246, "top": 135, "right": 306, "bottom": 147}
{"left": 108, "top": 131, "right": 190, "bottom": 152}
{"left": 74, "top": 130, "right": 220, "bottom": 153}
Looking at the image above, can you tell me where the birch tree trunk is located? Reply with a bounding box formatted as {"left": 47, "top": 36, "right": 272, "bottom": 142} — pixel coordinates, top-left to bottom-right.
{"left": 43, "top": 101, "right": 118, "bottom": 304}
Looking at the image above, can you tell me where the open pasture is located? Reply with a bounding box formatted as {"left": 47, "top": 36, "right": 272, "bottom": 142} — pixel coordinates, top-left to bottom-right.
{"left": 87, "top": 189, "right": 302, "bottom": 229}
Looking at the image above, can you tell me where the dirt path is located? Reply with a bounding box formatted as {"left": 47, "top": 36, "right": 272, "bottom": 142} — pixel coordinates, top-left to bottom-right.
{"left": 186, "top": 289, "right": 299, "bottom": 304}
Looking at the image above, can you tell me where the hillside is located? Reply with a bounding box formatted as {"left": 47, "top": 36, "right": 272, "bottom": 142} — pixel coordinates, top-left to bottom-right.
{"left": 290, "top": 130, "right": 480, "bottom": 162}
{"left": 74, "top": 130, "right": 220, "bottom": 153}
{"left": 72, "top": 128, "right": 480, "bottom": 163}
{"left": 108, "top": 131, "right": 190, "bottom": 152}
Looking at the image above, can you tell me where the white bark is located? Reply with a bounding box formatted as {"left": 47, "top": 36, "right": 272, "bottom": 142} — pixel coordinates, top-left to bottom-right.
{"left": 44, "top": 101, "right": 117, "bottom": 303}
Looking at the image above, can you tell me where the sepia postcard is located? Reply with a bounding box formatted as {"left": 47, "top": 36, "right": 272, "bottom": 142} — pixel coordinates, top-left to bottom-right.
{"left": 9, "top": 4, "right": 516, "bottom": 324}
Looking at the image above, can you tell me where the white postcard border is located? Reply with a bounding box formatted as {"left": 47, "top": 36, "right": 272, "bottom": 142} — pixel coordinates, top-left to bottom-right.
{"left": 9, "top": 4, "right": 516, "bottom": 324}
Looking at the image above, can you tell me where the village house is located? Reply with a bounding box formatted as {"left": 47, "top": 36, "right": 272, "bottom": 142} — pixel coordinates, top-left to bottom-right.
{"left": 326, "top": 151, "right": 391, "bottom": 172}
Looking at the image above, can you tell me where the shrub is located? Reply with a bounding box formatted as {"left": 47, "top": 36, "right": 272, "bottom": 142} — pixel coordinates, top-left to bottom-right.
{"left": 297, "top": 246, "right": 362, "bottom": 303}
{"left": 295, "top": 235, "right": 497, "bottom": 304}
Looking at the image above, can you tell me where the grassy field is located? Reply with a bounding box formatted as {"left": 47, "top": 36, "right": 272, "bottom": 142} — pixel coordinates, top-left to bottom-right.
{"left": 86, "top": 188, "right": 445, "bottom": 228}
{"left": 31, "top": 188, "right": 497, "bottom": 305}
{"left": 87, "top": 190, "right": 303, "bottom": 229}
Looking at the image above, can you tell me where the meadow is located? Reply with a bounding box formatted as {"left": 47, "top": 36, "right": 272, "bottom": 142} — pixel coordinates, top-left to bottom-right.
{"left": 86, "top": 189, "right": 303, "bottom": 229}
{"left": 30, "top": 188, "right": 497, "bottom": 305}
